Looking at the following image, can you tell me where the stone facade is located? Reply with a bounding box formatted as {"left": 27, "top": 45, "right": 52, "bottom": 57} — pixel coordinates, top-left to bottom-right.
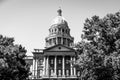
{"left": 25, "top": 9, "right": 78, "bottom": 80}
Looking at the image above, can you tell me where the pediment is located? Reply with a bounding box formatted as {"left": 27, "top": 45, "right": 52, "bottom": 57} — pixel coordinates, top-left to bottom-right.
{"left": 44, "top": 44, "right": 75, "bottom": 52}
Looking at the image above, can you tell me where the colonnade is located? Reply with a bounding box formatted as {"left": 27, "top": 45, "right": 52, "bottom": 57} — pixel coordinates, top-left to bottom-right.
{"left": 43, "top": 56, "right": 76, "bottom": 77}
{"left": 46, "top": 37, "right": 73, "bottom": 47}
{"left": 32, "top": 56, "right": 76, "bottom": 78}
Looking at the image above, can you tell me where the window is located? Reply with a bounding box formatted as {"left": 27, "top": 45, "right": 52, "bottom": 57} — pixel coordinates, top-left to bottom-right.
{"left": 37, "top": 70, "right": 40, "bottom": 78}
{"left": 68, "top": 39, "right": 70, "bottom": 46}
{"left": 53, "top": 38, "right": 56, "bottom": 44}
{"left": 49, "top": 39, "right": 52, "bottom": 45}
{"left": 38, "top": 59, "right": 43, "bottom": 65}
{"left": 58, "top": 37, "right": 61, "bottom": 44}
{"left": 63, "top": 38, "right": 66, "bottom": 45}
{"left": 66, "top": 29, "right": 67, "bottom": 34}
{"left": 40, "top": 70, "right": 43, "bottom": 77}
{"left": 58, "top": 59, "right": 61, "bottom": 64}
{"left": 40, "top": 60, "right": 43, "bottom": 64}
{"left": 51, "top": 59, "right": 54, "bottom": 64}
{"left": 77, "top": 71, "right": 80, "bottom": 77}
{"left": 58, "top": 70, "right": 61, "bottom": 76}
{"left": 66, "top": 59, "right": 69, "bottom": 64}
{"left": 66, "top": 70, "right": 69, "bottom": 76}
{"left": 58, "top": 28, "right": 61, "bottom": 32}
{"left": 62, "top": 29, "right": 64, "bottom": 33}
{"left": 51, "top": 70, "right": 54, "bottom": 76}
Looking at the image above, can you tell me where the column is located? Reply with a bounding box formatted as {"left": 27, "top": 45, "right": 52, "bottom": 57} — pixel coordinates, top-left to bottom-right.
{"left": 62, "top": 56, "right": 65, "bottom": 77}
{"left": 46, "top": 56, "right": 49, "bottom": 76}
{"left": 33, "top": 59, "right": 35, "bottom": 78}
{"left": 43, "top": 57, "right": 46, "bottom": 76}
{"left": 73, "top": 57, "right": 76, "bottom": 76}
{"left": 36, "top": 59, "right": 38, "bottom": 78}
{"left": 70, "top": 56, "right": 73, "bottom": 76}
{"left": 61, "top": 38, "right": 63, "bottom": 44}
{"left": 54, "top": 56, "right": 57, "bottom": 76}
{"left": 56, "top": 37, "right": 58, "bottom": 44}
{"left": 35, "top": 59, "right": 36, "bottom": 78}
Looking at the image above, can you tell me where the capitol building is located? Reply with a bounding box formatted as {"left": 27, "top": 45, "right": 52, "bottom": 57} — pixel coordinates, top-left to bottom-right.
{"left": 26, "top": 8, "right": 78, "bottom": 80}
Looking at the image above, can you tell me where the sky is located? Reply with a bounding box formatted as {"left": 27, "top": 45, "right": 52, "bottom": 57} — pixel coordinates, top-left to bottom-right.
{"left": 0, "top": 0, "right": 120, "bottom": 56}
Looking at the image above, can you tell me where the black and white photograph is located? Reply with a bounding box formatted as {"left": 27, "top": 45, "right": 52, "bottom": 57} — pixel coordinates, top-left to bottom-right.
{"left": 0, "top": 0, "right": 120, "bottom": 80}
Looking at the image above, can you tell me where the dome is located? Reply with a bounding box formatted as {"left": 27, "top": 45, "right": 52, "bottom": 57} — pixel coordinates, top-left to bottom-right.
{"left": 51, "top": 9, "right": 68, "bottom": 26}
{"left": 51, "top": 16, "right": 68, "bottom": 26}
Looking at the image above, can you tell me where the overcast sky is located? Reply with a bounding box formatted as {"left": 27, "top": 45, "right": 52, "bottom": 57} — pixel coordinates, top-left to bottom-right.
{"left": 0, "top": 0, "right": 120, "bottom": 55}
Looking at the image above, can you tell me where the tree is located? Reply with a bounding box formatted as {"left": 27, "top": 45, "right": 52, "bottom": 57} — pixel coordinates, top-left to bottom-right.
{"left": 0, "top": 35, "right": 30, "bottom": 80}
{"left": 75, "top": 11, "right": 120, "bottom": 80}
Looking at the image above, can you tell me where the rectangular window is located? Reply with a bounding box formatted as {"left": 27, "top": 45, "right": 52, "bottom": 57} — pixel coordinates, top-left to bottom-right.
{"left": 58, "top": 37, "right": 61, "bottom": 44}
{"left": 66, "top": 70, "right": 69, "bottom": 76}
{"left": 38, "top": 59, "right": 43, "bottom": 65}
{"left": 53, "top": 38, "right": 56, "bottom": 44}
{"left": 58, "top": 70, "right": 62, "bottom": 76}
{"left": 49, "top": 39, "right": 52, "bottom": 45}
{"left": 51, "top": 59, "right": 54, "bottom": 64}
{"left": 50, "top": 70, "right": 54, "bottom": 76}
{"left": 58, "top": 59, "right": 61, "bottom": 64}
{"left": 63, "top": 38, "right": 66, "bottom": 45}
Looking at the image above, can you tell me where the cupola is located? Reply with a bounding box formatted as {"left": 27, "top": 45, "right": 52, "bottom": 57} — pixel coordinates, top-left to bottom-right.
{"left": 51, "top": 8, "right": 68, "bottom": 27}
{"left": 45, "top": 9, "right": 74, "bottom": 48}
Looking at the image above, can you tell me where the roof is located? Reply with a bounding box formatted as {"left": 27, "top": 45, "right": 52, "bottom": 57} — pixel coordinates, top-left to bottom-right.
{"left": 44, "top": 44, "right": 75, "bottom": 52}
{"left": 50, "top": 9, "right": 68, "bottom": 27}
{"left": 43, "top": 44, "right": 76, "bottom": 56}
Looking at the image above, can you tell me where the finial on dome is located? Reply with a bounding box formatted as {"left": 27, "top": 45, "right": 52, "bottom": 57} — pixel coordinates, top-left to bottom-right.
{"left": 57, "top": 7, "right": 62, "bottom": 16}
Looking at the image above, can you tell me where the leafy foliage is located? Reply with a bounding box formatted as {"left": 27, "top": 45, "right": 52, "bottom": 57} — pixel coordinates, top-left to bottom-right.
{"left": 75, "top": 11, "right": 120, "bottom": 80}
{"left": 0, "top": 35, "right": 30, "bottom": 80}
